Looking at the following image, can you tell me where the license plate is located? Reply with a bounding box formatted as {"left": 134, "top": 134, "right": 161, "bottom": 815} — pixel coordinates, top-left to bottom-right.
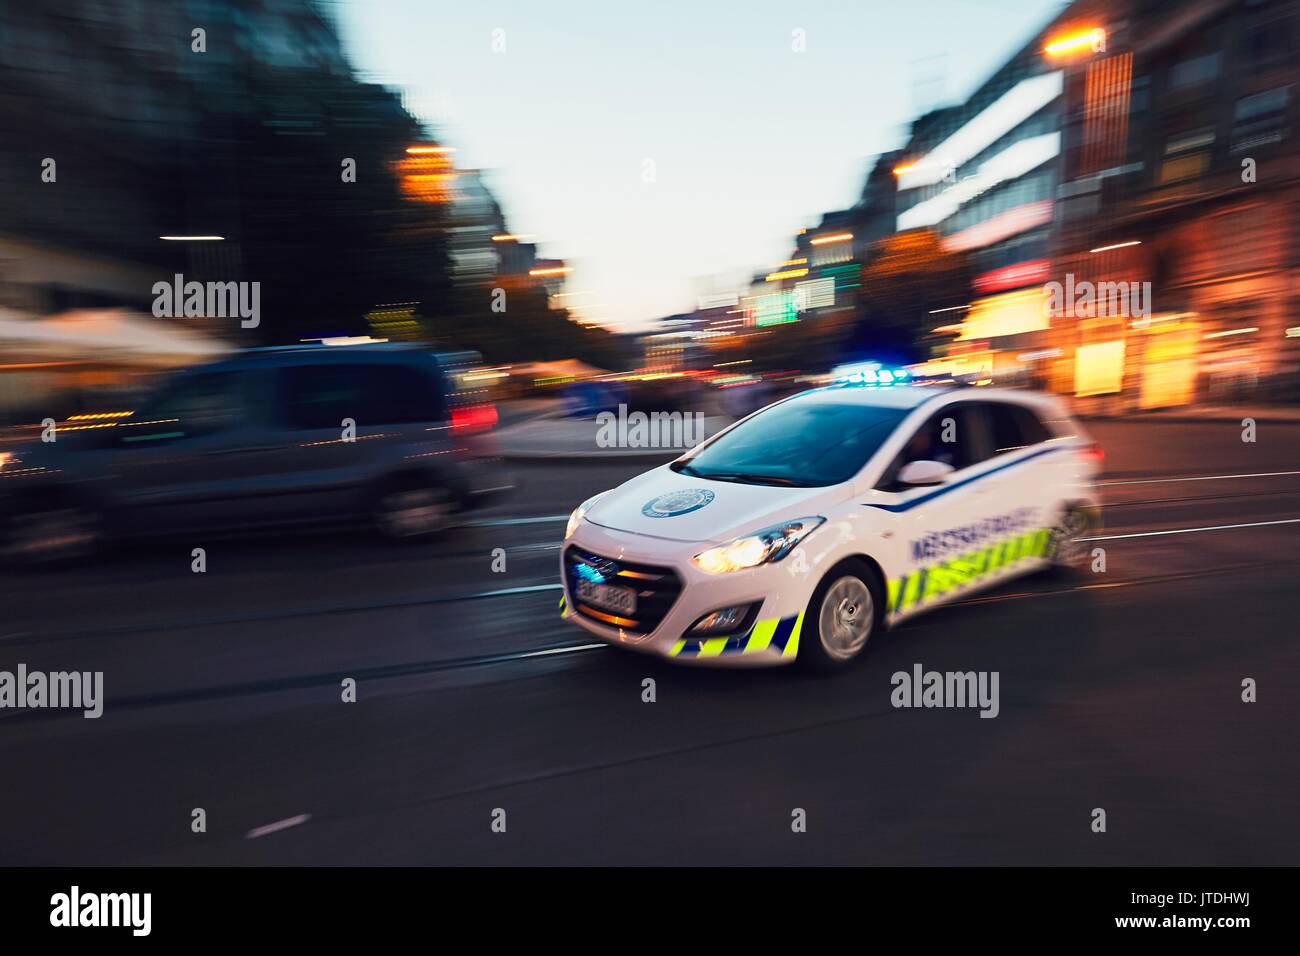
{"left": 576, "top": 579, "right": 637, "bottom": 616}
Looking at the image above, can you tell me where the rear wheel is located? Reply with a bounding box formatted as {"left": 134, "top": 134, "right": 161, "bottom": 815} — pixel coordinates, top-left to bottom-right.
{"left": 1046, "top": 504, "right": 1094, "bottom": 575}
{"left": 799, "top": 559, "right": 882, "bottom": 672}
{"left": 373, "top": 481, "right": 453, "bottom": 540}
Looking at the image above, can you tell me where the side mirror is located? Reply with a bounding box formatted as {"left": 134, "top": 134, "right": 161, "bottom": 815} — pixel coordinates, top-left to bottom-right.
{"left": 898, "top": 459, "right": 954, "bottom": 486}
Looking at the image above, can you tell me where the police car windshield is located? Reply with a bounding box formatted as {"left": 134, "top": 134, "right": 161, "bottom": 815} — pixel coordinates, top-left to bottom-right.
{"left": 673, "top": 398, "right": 908, "bottom": 487}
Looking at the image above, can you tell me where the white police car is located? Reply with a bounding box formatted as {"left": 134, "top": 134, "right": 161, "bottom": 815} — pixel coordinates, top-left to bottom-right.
{"left": 560, "top": 384, "right": 1103, "bottom": 669}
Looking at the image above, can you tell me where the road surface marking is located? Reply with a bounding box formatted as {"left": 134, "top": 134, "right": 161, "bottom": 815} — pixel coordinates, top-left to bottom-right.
{"left": 467, "top": 515, "right": 567, "bottom": 526}
{"left": 511, "top": 642, "right": 606, "bottom": 659}
{"left": 245, "top": 814, "right": 311, "bottom": 839}
{"left": 1101, "top": 470, "right": 1300, "bottom": 486}
{"left": 1083, "top": 517, "right": 1300, "bottom": 541}
{"left": 472, "top": 583, "right": 563, "bottom": 598}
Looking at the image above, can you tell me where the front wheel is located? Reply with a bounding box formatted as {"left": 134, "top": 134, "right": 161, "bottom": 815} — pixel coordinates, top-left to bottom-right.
{"left": 798, "top": 559, "right": 882, "bottom": 672}
{"left": 373, "top": 482, "right": 453, "bottom": 540}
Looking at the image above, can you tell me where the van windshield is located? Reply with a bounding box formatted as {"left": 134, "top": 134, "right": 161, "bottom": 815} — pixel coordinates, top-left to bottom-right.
{"left": 671, "top": 398, "right": 907, "bottom": 487}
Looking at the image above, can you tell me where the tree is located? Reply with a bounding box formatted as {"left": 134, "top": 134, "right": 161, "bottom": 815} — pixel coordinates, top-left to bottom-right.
{"left": 209, "top": 72, "right": 452, "bottom": 345}
{"left": 851, "top": 229, "right": 971, "bottom": 364}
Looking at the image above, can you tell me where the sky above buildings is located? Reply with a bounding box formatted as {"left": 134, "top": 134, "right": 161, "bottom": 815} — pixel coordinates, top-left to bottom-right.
{"left": 336, "top": 0, "right": 1064, "bottom": 331}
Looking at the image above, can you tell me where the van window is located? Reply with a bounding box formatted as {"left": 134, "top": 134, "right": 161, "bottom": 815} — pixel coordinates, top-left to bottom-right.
{"left": 123, "top": 371, "right": 243, "bottom": 442}
{"left": 278, "top": 362, "right": 445, "bottom": 430}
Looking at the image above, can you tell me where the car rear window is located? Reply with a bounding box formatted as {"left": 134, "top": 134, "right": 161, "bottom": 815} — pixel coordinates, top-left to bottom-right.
{"left": 984, "top": 402, "right": 1052, "bottom": 455}
{"left": 673, "top": 399, "right": 908, "bottom": 487}
{"left": 278, "top": 361, "right": 446, "bottom": 430}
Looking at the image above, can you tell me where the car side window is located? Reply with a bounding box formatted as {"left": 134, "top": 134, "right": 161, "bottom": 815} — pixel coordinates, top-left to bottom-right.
{"left": 984, "top": 402, "right": 1052, "bottom": 456}
{"left": 876, "top": 403, "right": 984, "bottom": 491}
{"left": 120, "top": 372, "right": 243, "bottom": 444}
{"left": 278, "top": 362, "right": 445, "bottom": 430}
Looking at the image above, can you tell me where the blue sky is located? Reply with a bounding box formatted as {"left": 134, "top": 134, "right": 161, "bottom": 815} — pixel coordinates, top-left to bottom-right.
{"left": 336, "top": 0, "right": 1064, "bottom": 330}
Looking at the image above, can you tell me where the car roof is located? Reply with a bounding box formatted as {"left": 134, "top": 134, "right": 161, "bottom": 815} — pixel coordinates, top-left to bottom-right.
{"left": 790, "top": 383, "right": 1059, "bottom": 413}
{"left": 792, "top": 383, "right": 955, "bottom": 409}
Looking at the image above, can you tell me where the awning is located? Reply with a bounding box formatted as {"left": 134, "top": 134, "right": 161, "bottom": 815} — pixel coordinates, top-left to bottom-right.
{"left": 0, "top": 308, "right": 233, "bottom": 368}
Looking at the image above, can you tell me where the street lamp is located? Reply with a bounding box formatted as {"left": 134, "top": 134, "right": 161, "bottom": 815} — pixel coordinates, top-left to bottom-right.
{"left": 1044, "top": 27, "right": 1106, "bottom": 58}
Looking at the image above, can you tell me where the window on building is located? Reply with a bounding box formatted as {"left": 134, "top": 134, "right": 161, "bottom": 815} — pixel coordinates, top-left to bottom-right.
{"left": 1164, "top": 127, "right": 1217, "bottom": 155}
{"left": 1232, "top": 86, "right": 1291, "bottom": 152}
{"left": 1242, "top": 12, "right": 1295, "bottom": 70}
{"left": 1130, "top": 74, "right": 1152, "bottom": 113}
{"left": 1168, "top": 51, "right": 1221, "bottom": 90}
{"left": 1159, "top": 127, "right": 1215, "bottom": 183}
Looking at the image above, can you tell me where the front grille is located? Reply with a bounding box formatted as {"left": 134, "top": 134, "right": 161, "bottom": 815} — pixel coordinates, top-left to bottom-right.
{"left": 564, "top": 546, "right": 683, "bottom": 634}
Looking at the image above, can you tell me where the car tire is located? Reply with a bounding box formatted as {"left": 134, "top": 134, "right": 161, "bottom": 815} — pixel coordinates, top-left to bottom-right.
{"left": 798, "top": 558, "right": 883, "bottom": 672}
{"left": 1, "top": 495, "right": 103, "bottom": 567}
{"left": 373, "top": 479, "right": 453, "bottom": 541}
{"left": 1045, "top": 503, "right": 1095, "bottom": 576}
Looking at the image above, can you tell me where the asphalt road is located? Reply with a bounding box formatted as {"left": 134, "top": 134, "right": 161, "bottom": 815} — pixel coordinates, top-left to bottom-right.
{"left": 1, "top": 418, "right": 1298, "bottom": 865}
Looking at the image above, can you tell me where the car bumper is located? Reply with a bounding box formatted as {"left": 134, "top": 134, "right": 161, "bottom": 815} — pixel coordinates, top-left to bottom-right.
{"left": 559, "top": 520, "right": 813, "bottom": 667}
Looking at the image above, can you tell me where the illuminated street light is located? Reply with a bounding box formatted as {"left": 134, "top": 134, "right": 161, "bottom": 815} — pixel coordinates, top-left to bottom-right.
{"left": 1044, "top": 27, "right": 1106, "bottom": 58}
{"left": 809, "top": 232, "right": 853, "bottom": 246}
{"left": 529, "top": 267, "right": 570, "bottom": 277}
{"left": 159, "top": 235, "right": 225, "bottom": 241}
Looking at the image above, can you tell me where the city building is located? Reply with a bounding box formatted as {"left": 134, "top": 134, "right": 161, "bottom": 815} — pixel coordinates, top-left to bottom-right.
{"left": 890, "top": 4, "right": 1107, "bottom": 387}
{"left": 1061, "top": 0, "right": 1300, "bottom": 407}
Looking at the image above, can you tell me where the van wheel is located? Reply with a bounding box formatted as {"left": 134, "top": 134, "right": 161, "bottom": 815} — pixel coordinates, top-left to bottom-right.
{"left": 374, "top": 482, "right": 452, "bottom": 540}
{"left": 799, "top": 559, "right": 883, "bottom": 672}
{"left": 2, "top": 498, "right": 102, "bottom": 566}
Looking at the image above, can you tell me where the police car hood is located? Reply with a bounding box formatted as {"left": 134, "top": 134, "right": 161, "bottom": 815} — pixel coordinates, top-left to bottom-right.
{"left": 584, "top": 465, "right": 845, "bottom": 544}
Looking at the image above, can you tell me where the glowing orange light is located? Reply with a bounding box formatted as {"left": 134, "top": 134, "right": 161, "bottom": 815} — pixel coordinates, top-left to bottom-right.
{"left": 397, "top": 147, "right": 457, "bottom": 203}
{"left": 1044, "top": 27, "right": 1106, "bottom": 57}
{"left": 529, "top": 267, "right": 570, "bottom": 277}
{"left": 809, "top": 232, "right": 853, "bottom": 246}
{"left": 893, "top": 162, "right": 918, "bottom": 176}
{"left": 765, "top": 268, "right": 809, "bottom": 282}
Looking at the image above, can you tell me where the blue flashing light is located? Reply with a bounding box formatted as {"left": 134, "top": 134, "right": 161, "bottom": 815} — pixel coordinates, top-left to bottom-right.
{"left": 831, "top": 361, "right": 911, "bottom": 387}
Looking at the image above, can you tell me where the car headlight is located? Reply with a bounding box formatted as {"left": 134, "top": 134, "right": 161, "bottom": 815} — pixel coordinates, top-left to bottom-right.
{"left": 692, "top": 516, "right": 825, "bottom": 574}
{"left": 565, "top": 491, "right": 611, "bottom": 538}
